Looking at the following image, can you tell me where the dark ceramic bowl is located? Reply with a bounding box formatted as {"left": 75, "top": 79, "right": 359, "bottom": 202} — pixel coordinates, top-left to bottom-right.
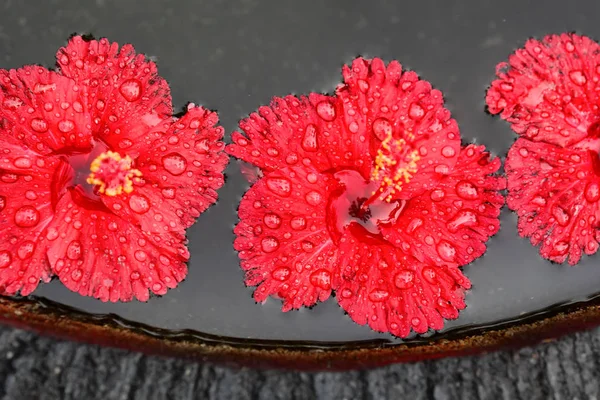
{"left": 2, "top": 0, "right": 600, "bottom": 370}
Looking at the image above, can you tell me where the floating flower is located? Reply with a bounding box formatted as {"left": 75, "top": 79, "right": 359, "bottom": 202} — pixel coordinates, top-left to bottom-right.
{"left": 0, "top": 35, "right": 228, "bottom": 301}
{"left": 228, "top": 58, "right": 505, "bottom": 337}
{"left": 487, "top": 33, "right": 600, "bottom": 264}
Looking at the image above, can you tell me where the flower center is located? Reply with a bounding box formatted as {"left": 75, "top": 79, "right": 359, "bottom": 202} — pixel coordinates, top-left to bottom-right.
{"left": 327, "top": 169, "right": 407, "bottom": 243}
{"left": 55, "top": 140, "right": 141, "bottom": 204}
{"left": 86, "top": 151, "right": 141, "bottom": 197}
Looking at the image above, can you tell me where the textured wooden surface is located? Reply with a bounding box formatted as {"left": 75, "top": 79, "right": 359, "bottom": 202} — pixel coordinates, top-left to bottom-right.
{"left": 0, "top": 325, "right": 599, "bottom": 400}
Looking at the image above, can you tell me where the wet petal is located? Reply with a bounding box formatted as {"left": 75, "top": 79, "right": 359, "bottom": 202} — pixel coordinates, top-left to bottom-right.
{"left": 506, "top": 138, "right": 600, "bottom": 264}
{"left": 381, "top": 145, "right": 506, "bottom": 266}
{"left": 486, "top": 33, "right": 600, "bottom": 148}
{"left": 56, "top": 35, "right": 172, "bottom": 153}
{"left": 0, "top": 66, "right": 92, "bottom": 154}
{"left": 337, "top": 57, "right": 461, "bottom": 196}
{"left": 335, "top": 234, "right": 469, "bottom": 338}
{"left": 234, "top": 166, "right": 338, "bottom": 311}
{"left": 46, "top": 190, "right": 188, "bottom": 302}
{"left": 0, "top": 136, "right": 61, "bottom": 294}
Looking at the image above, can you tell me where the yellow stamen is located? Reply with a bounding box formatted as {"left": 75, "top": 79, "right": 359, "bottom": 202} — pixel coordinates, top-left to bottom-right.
{"left": 86, "top": 151, "right": 142, "bottom": 197}
{"left": 371, "top": 130, "right": 420, "bottom": 203}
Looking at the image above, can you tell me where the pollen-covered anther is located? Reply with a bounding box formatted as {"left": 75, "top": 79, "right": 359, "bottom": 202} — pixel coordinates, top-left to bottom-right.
{"left": 86, "top": 150, "right": 142, "bottom": 196}
{"left": 371, "top": 132, "right": 420, "bottom": 202}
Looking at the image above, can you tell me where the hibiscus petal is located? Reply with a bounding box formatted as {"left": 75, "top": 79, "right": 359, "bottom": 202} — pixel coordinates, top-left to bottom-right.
{"left": 56, "top": 35, "right": 172, "bottom": 154}
{"left": 0, "top": 66, "right": 92, "bottom": 154}
{"left": 102, "top": 105, "right": 228, "bottom": 239}
{"left": 227, "top": 94, "right": 372, "bottom": 177}
{"left": 335, "top": 234, "right": 469, "bottom": 338}
{"left": 486, "top": 33, "right": 600, "bottom": 148}
{"left": 233, "top": 166, "right": 338, "bottom": 311}
{"left": 337, "top": 57, "right": 462, "bottom": 196}
{"left": 380, "top": 145, "right": 506, "bottom": 266}
{"left": 506, "top": 138, "right": 600, "bottom": 264}
{"left": 0, "top": 136, "right": 61, "bottom": 294}
{"left": 46, "top": 190, "right": 188, "bottom": 302}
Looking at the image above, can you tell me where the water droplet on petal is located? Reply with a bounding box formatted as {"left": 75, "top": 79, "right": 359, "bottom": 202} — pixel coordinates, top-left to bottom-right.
{"left": 285, "top": 153, "right": 298, "bottom": 165}
{"left": 519, "top": 147, "right": 529, "bottom": 157}
{"left": 368, "top": 289, "right": 390, "bottom": 302}
{"left": 261, "top": 237, "right": 280, "bottom": 253}
{"left": 408, "top": 103, "right": 424, "bottom": 120}
{"left": 162, "top": 153, "right": 187, "bottom": 175}
{"left": 17, "top": 241, "right": 35, "bottom": 260}
{"left": 585, "top": 182, "right": 600, "bottom": 203}
{"left": 455, "top": 181, "right": 479, "bottom": 200}
{"left": 290, "top": 216, "right": 307, "bottom": 230}
{"left": 66, "top": 240, "right": 82, "bottom": 260}
{"left": 422, "top": 267, "right": 437, "bottom": 283}
{"left": 434, "top": 164, "right": 449, "bottom": 174}
{"left": 119, "top": 79, "right": 143, "bottom": 101}
{"left": 552, "top": 205, "right": 570, "bottom": 226}
{"left": 46, "top": 228, "right": 59, "bottom": 241}
{"left": 437, "top": 240, "right": 457, "bottom": 262}
{"left": 309, "top": 269, "right": 331, "bottom": 289}
{"left": 0, "top": 251, "right": 11, "bottom": 268}
{"left": 301, "top": 124, "right": 319, "bottom": 152}
{"left": 448, "top": 210, "right": 478, "bottom": 233}
{"left": 134, "top": 250, "right": 147, "bottom": 262}
{"left": 406, "top": 218, "right": 423, "bottom": 234}
{"left": 301, "top": 241, "right": 314, "bottom": 252}
{"left": 372, "top": 118, "right": 392, "bottom": 141}
{"left": 569, "top": 70, "right": 587, "bottom": 86}
{"left": 161, "top": 187, "right": 176, "bottom": 199}
{"left": 130, "top": 271, "right": 140, "bottom": 280}
{"left": 119, "top": 139, "right": 133, "bottom": 149}
{"left": 266, "top": 177, "right": 292, "bottom": 197}
{"left": 0, "top": 196, "right": 5, "bottom": 212}
{"left": 341, "top": 288, "right": 353, "bottom": 298}
{"left": 271, "top": 267, "right": 291, "bottom": 281}
{"left": 14, "top": 206, "right": 40, "bottom": 227}
{"left": 305, "top": 191, "right": 322, "bottom": 206}
{"left": 441, "top": 146, "right": 456, "bottom": 158}
{"left": 430, "top": 189, "right": 445, "bottom": 202}
{"left": 30, "top": 118, "right": 48, "bottom": 133}
{"left": 58, "top": 120, "right": 75, "bottom": 133}
{"left": 13, "top": 157, "right": 32, "bottom": 169}
{"left": 129, "top": 194, "right": 150, "bottom": 214}
{"left": 394, "top": 270, "right": 415, "bottom": 289}
{"left": 316, "top": 101, "right": 336, "bottom": 121}
{"left": 71, "top": 269, "right": 83, "bottom": 281}
{"left": 263, "top": 213, "right": 282, "bottom": 229}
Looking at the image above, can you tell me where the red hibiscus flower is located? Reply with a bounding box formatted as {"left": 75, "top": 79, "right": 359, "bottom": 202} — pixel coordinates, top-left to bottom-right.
{"left": 227, "top": 58, "right": 505, "bottom": 337}
{"left": 0, "top": 35, "right": 228, "bottom": 301}
{"left": 487, "top": 33, "right": 600, "bottom": 265}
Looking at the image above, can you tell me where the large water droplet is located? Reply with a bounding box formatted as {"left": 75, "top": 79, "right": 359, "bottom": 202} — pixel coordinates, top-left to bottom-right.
{"left": 408, "top": 103, "right": 424, "bottom": 120}
{"left": 422, "top": 267, "right": 437, "bottom": 284}
{"left": 552, "top": 205, "right": 570, "bottom": 226}
{"left": 129, "top": 194, "right": 150, "bottom": 214}
{"left": 261, "top": 236, "right": 280, "bottom": 253}
{"left": 301, "top": 124, "right": 319, "bottom": 152}
{"left": 309, "top": 269, "right": 331, "bottom": 290}
{"left": 290, "top": 216, "right": 307, "bottom": 230}
{"left": 368, "top": 289, "right": 390, "bottom": 302}
{"left": 430, "top": 189, "right": 445, "bottom": 202}
{"left": 17, "top": 241, "right": 35, "bottom": 260}
{"left": 66, "top": 240, "right": 82, "bottom": 260}
{"left": 305, "top": 191, "right": 322, "bottom": 206}
{"left": 569, "top": 70, "right": 587, "bottom": 86}
{"left": 30, "top": 118, "right": 48, "bottom": 133}
{"left": 271, "top": 266, "right": 291, "bottom": 281}
{"left": 71, "top": 269, "right": 83, "bottom": 282}
{"left": 14, "top": 206, "right": 40, "bottom": 228}
{"left": 448, "top": 210, "right": 478, "bottom": 232}
{"left": 119, "top": 79, "right": 143, "bottom": 102}
{"left": 441, "top": 146, "right": 456, "bottom": 158}
{"left": 316, "top": 101, "right": 336, "bottom": 121}
{"left": 134, "top": 250, "right": 148, "bottom": 262}
{"left": 585, "top": 182, "right": 600, "bottom": 203}
{"left": 162, "top": 153, "right": 187, "bottom": 175}
{"left": 0, "top": 251, "right": 11, "bottom": 268}
{"left": 455, "top": 181, "right": 479, "bottom": 200}
{"left": 266, "top": 177, "right": 292, "bottom": 197}
{"left": 394, "top": 270, "right": 415, "bottom": 290}
{"left": 13, "top": 157, "right": 32, "bottom": 169}
{"left": 58, "top": 120, "right": 75, "bottom": 133}
{"left": 437, "top": 240, "right": 456, "bottom": 262}
{"left": 263, "top": 213, "right": 282, "bottom": 229}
